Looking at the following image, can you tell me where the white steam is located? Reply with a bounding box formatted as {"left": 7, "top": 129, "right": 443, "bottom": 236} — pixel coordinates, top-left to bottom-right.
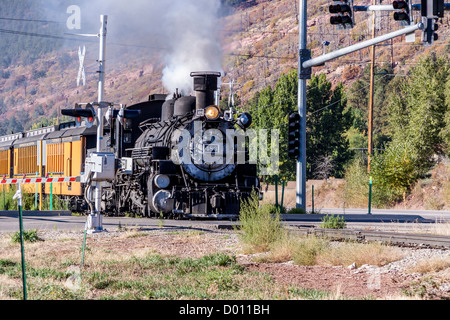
{"left": 43, "top": 0, "right": 224, "bottom": 94}
{"left": 160, "top": 0, "right": 223, "bottom": 94}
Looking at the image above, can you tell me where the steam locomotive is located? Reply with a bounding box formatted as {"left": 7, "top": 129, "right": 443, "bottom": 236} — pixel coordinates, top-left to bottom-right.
{"left": 0, "top": 71, "right": 259, "bottom": 219}
{"left": 107, "top": 71, "right": 259, "bottom": 219}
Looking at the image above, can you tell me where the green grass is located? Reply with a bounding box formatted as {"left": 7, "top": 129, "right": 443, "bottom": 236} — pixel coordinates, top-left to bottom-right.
{"left": 0, "top": 251, "right": 346, "bottom": 300}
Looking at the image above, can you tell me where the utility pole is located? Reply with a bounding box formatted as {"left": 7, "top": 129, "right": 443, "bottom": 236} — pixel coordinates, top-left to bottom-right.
{"left": 297, "top": 0, "right": 309, "bottom": 211}
{"left": 368, "top": 0, "right": 377, "bottom": 173}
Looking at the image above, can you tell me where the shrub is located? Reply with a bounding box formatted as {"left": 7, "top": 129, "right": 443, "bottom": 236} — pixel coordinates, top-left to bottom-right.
{"left": 320, "top": 215, "right": 346, "bottom": 229}
{"left": 41, "top": 195, "right": 69, "bottom": 211}
{"left": 263, "top": 204, "right": 286, "bottom": 214}
{"left": 11, "top": 229, "right": 41, "bottom": 243}
{"left": 292, "top": 236, "right": 329, "bottom": 266}
{"left": 342, "top": 158, "right": 369, "bottom": 208}
{"left": 238, "top": 191, "right": 284, "bottom": 253}
{"left": 370, "top": 139, "right": 420, "bottom": 206}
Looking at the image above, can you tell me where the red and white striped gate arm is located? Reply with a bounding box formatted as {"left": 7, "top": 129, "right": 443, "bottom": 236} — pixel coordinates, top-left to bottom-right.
{"left": 0, "top": 176, "right": 80, "bottom": 185}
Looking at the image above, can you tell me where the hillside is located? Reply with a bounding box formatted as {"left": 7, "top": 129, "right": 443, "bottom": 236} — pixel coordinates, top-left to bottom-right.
{"left": 220, "top": 0, "right": 450, "bottom": 101}
{"left": 0, "top": 0, "right": 449, "bottom": 131}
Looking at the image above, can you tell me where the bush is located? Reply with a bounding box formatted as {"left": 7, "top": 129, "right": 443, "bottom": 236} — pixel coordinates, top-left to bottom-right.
{"left": 263, "top": 204, "right": 286, "bottom": 214}
{"left": 0, "top": 185, "right": 19, "bottom": 211}
{"left": 238, "top": 191, "right": 284, "bottom": 253}
{"left": 320, "top": 215, "right": 346, "bottom": 229}
{"left": 342, "top": 159, "right": 369, "bottom": 208}
{"left": 292, "top": 236, "right": 329, "bottom": 266}
{"left": 41, "top": 195, "right": 69, "bottom": 211}
{"left": 370, "top": 139, "right": 420, "bottom": 206}
{"left": 11, "top": 229, "right": 41, "bottom": 243}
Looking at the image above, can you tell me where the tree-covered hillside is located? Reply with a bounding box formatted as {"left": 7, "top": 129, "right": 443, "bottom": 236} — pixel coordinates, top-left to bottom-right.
{"left": 0, "top": 0, "right": 63, "bottom": 67}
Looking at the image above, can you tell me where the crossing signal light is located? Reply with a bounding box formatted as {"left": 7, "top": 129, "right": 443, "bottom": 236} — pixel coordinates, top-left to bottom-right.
{"left": 288, "top": 112, "right": 300, "bottom": 159}
{"left": 422, "top": 0, "right": 445, "bottom": 18}
{"left": 329, "top": 0, "right": 354, "bottom": 29}
{"left": 423, "top": 18, "right": 439, "bottom": 44}
{"left": 61, "top": 103, "right": 96, "bottom": 128}
{"left": 393, "top": 1, "right": 411, "bottom": 23}
{"left": 420, "top": 0, "right": 444, "bottom": 45}
{"left": 433, "top": 0, "right": 445, "bottom": 18}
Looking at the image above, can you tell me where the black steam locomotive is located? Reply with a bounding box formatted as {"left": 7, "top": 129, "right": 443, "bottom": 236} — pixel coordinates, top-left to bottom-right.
{"left": 101, "top": 72, "right": 259, "bottom": 219}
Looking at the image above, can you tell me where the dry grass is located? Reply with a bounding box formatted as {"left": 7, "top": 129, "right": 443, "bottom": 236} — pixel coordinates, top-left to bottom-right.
{"left": 407, "top": 257, "right": 450, "bottom": 274}
{"left": 386, "top": 220, "right": 450, "bottom": 236}
{"left": 316, "top": 242, "right": 404, "bottom": 268}
{"left": 251, "top": 233, "right": 404, "bottom": 268}
{"left": 430, "top": 221, "right": 450, "bottom": 236}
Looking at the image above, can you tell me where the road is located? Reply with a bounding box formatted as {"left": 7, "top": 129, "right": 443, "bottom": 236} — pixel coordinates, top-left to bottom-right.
{"left": 0, "top": 208, "right": 449, "bottom": 233}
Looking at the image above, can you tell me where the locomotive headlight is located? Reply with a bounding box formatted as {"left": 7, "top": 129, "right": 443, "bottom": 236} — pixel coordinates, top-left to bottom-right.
{"left": 205, "top": 106, "right": 220, "bottom": 120}
{"left": 237, "top": 112, "right": 252, "bottom": 129}
{"left": 154, "top": 174, "right": 170, "bottom": 189}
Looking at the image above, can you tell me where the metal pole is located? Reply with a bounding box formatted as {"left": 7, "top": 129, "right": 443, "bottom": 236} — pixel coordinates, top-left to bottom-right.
{"left": 368, "top": 0, "right": 377, "bottom": 173}
{"left": 94, "top": 15, "right": 107, "bottom": 225}
{"left": 275, "top": 175, "right": 279, "bottom": 209}
{"left": 297, "top": 0, "right": 308, "bottom": 211}
{"left": 2, "top": 184, "right": 5, "bottom": 210}
{"left": 302, "top": 23, "right": 423, "bottom": 69}
{"left": 368, "top": 176, "right": 373, "bottom": 215}
{"left": 354, "top": 5, "right": 398, "bottom": 11}
{"left": 50, "top": 172, "right": 53, "bottom": 211}
{"left": 97, "top": 15, "right": 107, "bottom": 153}
{"left": 14, "top": 184, "right": 27, "bottom": 300}
{"left": 280, "top": 177, "right": 286, "bottom": 213}
{"left": 81, "top": 220, "right": 88, "bottom": 267}
{"left": 35, "top": 172, "right": 38, "bottom": 210}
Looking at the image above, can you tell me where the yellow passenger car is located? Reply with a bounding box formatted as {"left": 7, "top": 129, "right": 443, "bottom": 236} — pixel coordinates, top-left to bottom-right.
{"left": 1, "top": 122, "right": 97, "bottom": 211}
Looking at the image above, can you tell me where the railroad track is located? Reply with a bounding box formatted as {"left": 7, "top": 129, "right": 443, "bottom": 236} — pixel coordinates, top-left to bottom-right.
{"left": 290, "top": 226, "right": 450, "bottom": 249}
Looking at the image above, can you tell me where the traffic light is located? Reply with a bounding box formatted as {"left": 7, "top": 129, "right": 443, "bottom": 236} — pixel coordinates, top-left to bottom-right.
{"left": 61, "top": 103, "right": 96, "bottom": 128}
{"left": 433, "top": 0, "right": 445, "bottom": 18}
{"left": 422, "top": 0, "right": 445, "bottom": 18}
{"left": 288, "top": 112, "right": 300, "bottom": 159}
{"left": 393, "top": 1, "right": 412, "bottom": 24}
{"left": 329, "top": 0, "right": 354, "bottom": 29}
{"left": 421, "top": 0, "right": 444, "bottom": 45}
{"left": 423, "top": 18, "right": 439, "bottom": 44}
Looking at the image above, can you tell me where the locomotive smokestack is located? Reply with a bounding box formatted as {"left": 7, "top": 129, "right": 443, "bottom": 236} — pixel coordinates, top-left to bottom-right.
{"left": 191, "top": 71, "right": 221, "bottom": 110}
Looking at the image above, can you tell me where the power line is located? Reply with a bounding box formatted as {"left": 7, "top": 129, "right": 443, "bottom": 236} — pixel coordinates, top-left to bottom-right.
{"left": 0, "top": 27, "right": 167, "bottom": 50}
{"left": 227, "top": 53, "right": 296, "bottom": 60}
{"left": 309, "top": 73, "right": 392, "bottom": 116}
{"left": 0, "top": 16, "right": 62, "bottom": 24}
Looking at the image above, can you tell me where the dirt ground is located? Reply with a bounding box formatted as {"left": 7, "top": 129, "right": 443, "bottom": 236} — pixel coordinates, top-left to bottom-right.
{"left": 66, "top": 228, "right": 447, "bottom": 300}
{"left": 1, "top": 225, "right": 448, "bottom": 300}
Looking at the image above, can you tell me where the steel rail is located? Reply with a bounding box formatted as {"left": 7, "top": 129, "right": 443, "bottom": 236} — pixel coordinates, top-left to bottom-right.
{"left": 290, "top": 227, "right": 450, "bottom": 249}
